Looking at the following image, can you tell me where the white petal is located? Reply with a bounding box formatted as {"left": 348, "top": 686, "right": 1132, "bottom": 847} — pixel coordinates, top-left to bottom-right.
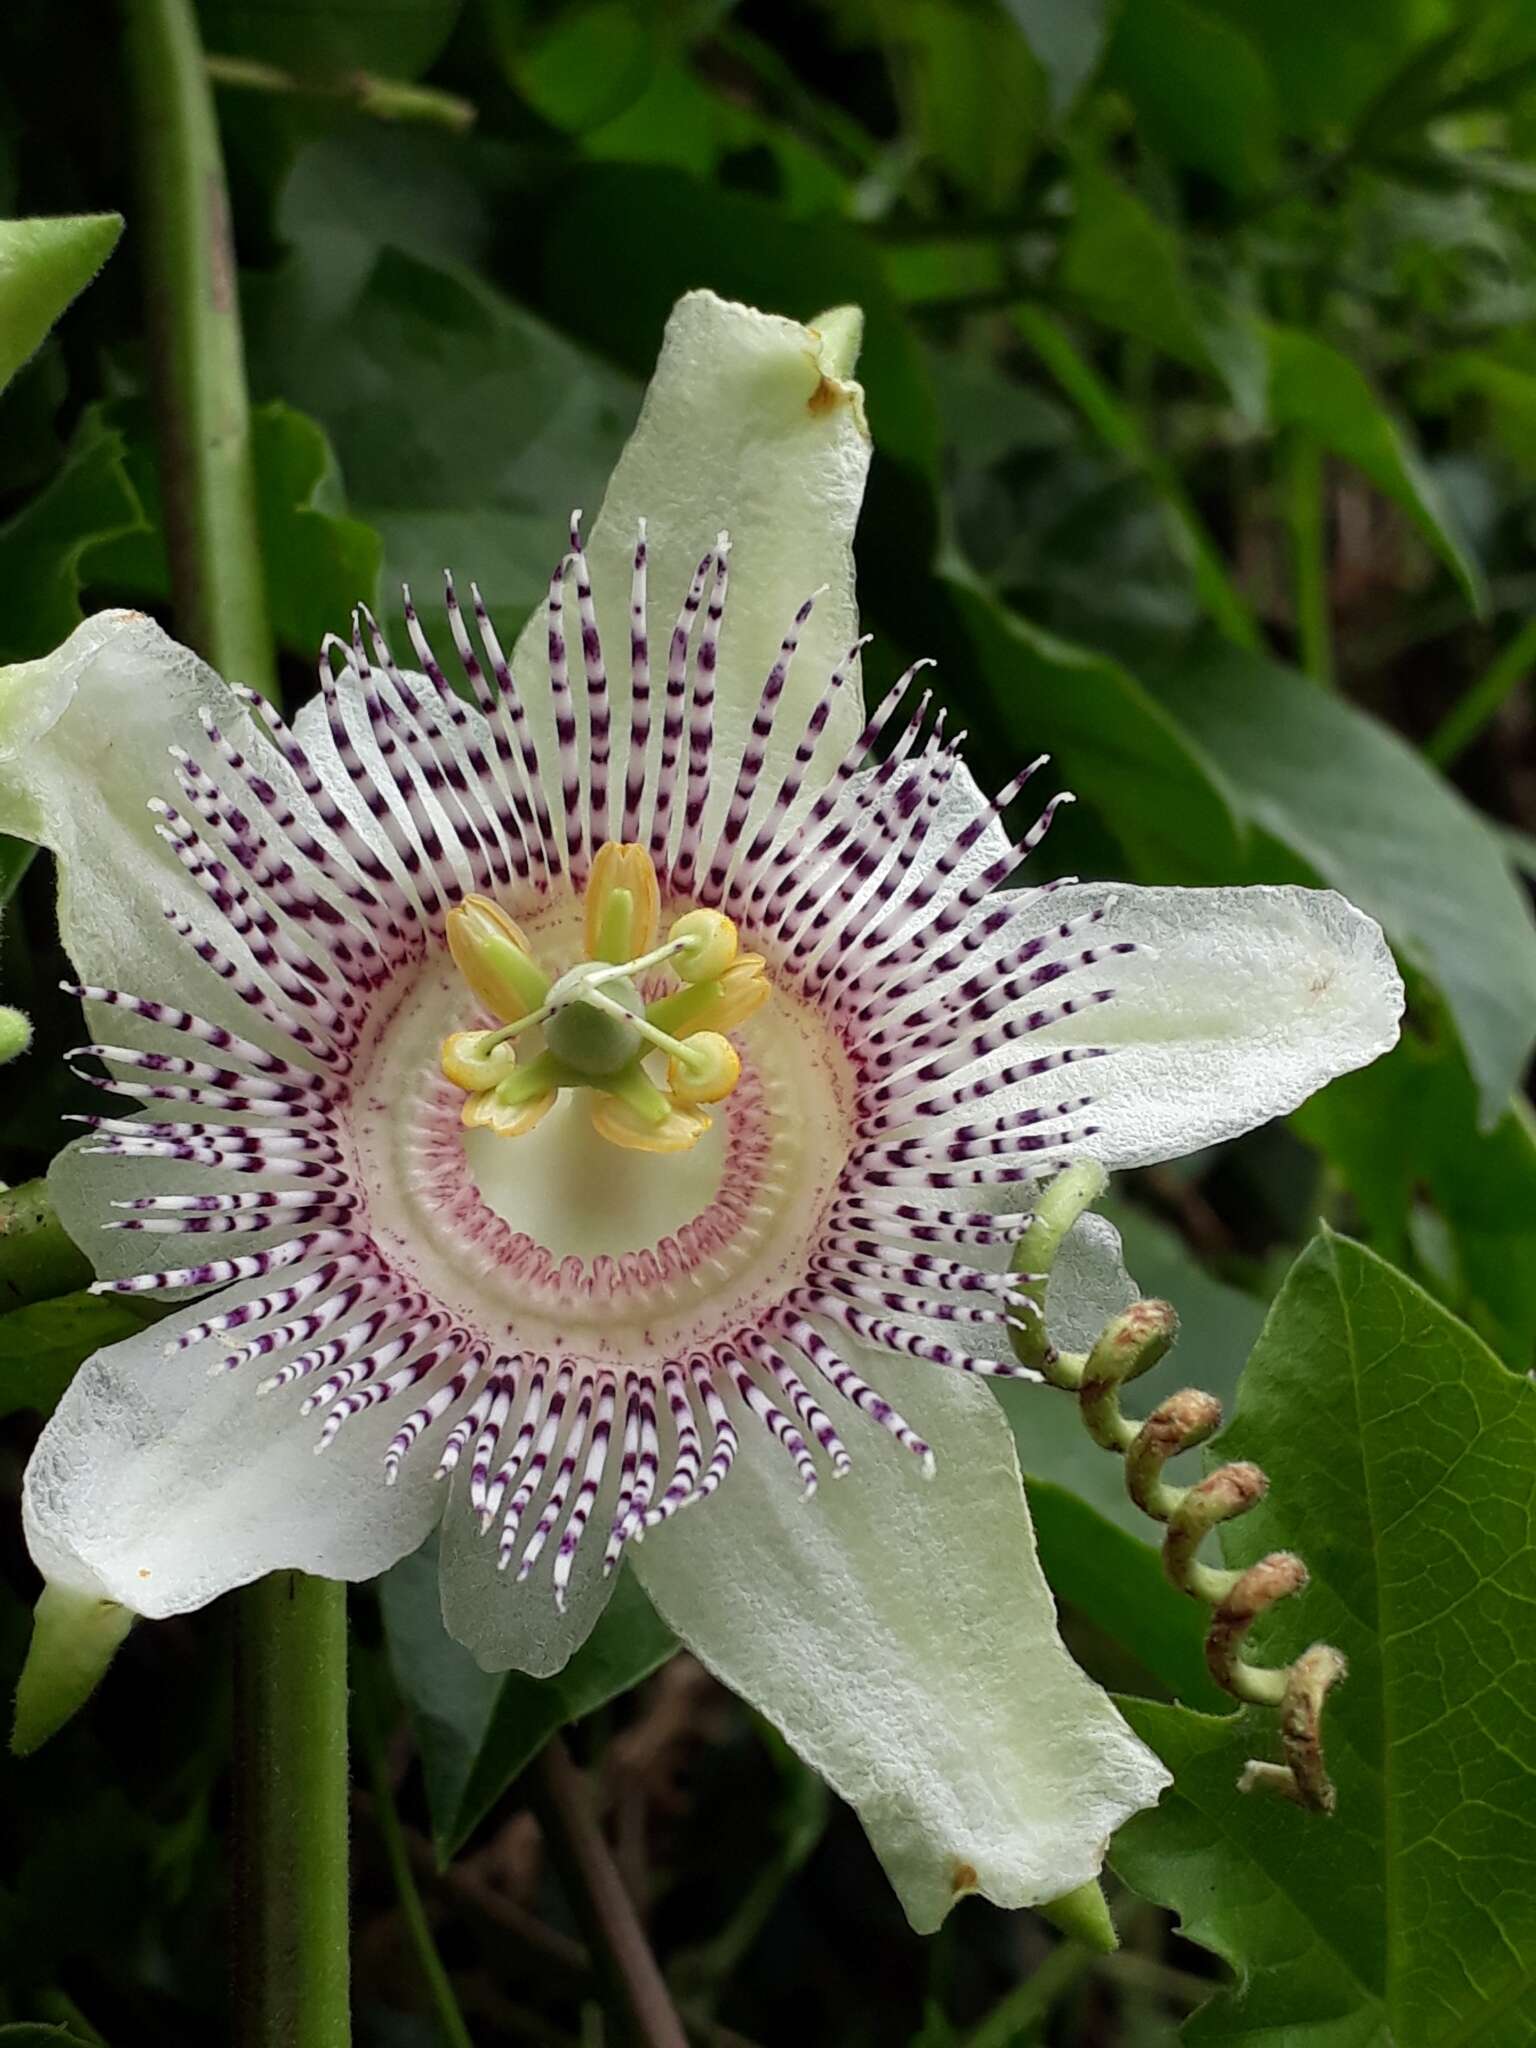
{"left": 996, "top": 882, "right": 1403, "bottom": 1170}
{"left": 1049, "top": 1212, "right": 1138, "bottom": 1352}
{"left": 0, "top": 612, "right": 287, "bottom": 1042}
{"left": 22, "top": 1268, "right": 444, "bottom": 1617}
{"left": 509, "top": 289, "right": 872, "bottom": 815}
{"left": 437, "top": 1471, "right": 620, "bottom": 1678}
{"left": 631, "top": 1353, "right": 1168, "bottom": 1932}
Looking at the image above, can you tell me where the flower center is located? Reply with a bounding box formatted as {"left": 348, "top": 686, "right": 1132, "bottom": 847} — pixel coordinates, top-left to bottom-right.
{"left": 350, "top": 917, "right": 855, "bottom": 1363}
{"left": 436, "top": 843, "right": 768, "bottom": 1154}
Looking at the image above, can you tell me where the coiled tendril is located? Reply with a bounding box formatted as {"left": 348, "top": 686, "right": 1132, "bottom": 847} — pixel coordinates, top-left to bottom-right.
{"left": 1010, "top": 1161, "right": 1345, "bottom": 1815}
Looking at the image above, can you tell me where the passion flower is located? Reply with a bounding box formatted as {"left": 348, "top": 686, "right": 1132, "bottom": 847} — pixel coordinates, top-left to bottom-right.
{"left": 0, "top": 291, "right": 1402, "bottom": 1928}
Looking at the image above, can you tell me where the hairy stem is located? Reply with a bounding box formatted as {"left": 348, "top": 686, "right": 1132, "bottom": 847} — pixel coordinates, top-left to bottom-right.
{"left": 124, "top": 0, "right": 277, "bottom": 701}
{"left": 530, "top": 1734, "right": 689, "bottom": 2048}
{"left": 123, "top": 1, "right": 350, "bottom": 2036}
{"left": 1012, "top": 1169, "right": 1345, "bottom": 1812}
{"left": 232, "top": 1573, "right": 352, "bottom": 2047}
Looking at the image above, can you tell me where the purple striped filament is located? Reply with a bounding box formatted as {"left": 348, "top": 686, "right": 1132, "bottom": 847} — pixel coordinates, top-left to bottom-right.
{"left": 72, "top": 514, "right": 1126, "bottom": 1609}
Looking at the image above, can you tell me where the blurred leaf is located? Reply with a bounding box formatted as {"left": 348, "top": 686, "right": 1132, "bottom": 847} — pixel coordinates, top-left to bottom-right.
{"left": 251, "top": 402, "right": 383, "bottom": 654}
{"left": 84, "top": 398, "right": 382, "bottom": 659}
{"left": 1296, "top": 1019, "right": 1536, "bottom": 1369}
{"left": 197, "top": 0, "right": 462, "bottom": 81}
{"left": 1267, "top": 325, "right": 1485, "bottom": 610}
{"left": 0, "top": 411, "right": 146, "bottom": 665}
{"left": 896, "top": 0, "right": 1046, "bottom": 206}
{"left": 0, "top": 1293, "right": 150, "bottom": 1423}
{"left": 942, "top": 571, "right": 1243, "bottom": 879}
{"left": 1105, "top": 0, "right": 1279, "bottom": 196}
{"left": 1001, "top": 0, "right": 1117, "bottom": 116}
{"left": 1061, "top": 163, "right": 1267, "bottom": 420}
{"left": 379, "top": 1537, "right": 674, "bottom": 1860}
{"left": 1202, "top": 0, "right": 1434, "bottom": 137}
{"left": 1114, "top": 1231, "right": 1536, "bottom": 2046}
{"left": 532, "top": 163, "right": 940, "bottom": 483}
{"left": 0, "top": 214, "right": 121, "bottom": 394}
{"left": 570, "top": 51, "right": 848, "bottom": 217}
{"left": 1009, "top": 305, "right": 1261, "bottom": 649}
{"left": 1419, "top": 348, "right": 1536, "bottom": 474}
{"left": 1149, "top": 638, "right": 1536, "bottom": 1124}
{"left": 247, "top": 149, "right": 640, "bottom": 649}
{"left": 488, "top": 0, "right": 668, "bottom": 134}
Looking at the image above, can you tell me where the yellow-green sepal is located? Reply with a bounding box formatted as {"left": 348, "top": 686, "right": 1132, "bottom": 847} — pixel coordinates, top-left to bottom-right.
{"left": 1035, "top": 1876, "right": 1118, "bottom": 1953}
{"left": 12, "top": 1579, "right": 135, "bottom": 1755}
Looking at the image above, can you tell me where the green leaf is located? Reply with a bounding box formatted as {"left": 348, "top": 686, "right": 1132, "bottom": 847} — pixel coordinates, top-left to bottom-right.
{"left": 1267, "top": 325, "right": 1485, "bottom": 611}
{"left": 0, "top": 1292, "right": 151, "bottom": 1422}
{"left": 1295, "top": 1018, "right": 1536, "bottom": 1369}
{"left": 1114, "top": 1230, "right": 1536, "bottom": 2046}
{"left": 0, "top": 411, "right": 146, "bottom": 664}
{"left": 379, "top": 1537, "right": 675, "bottom": 1860}
{"left": 251, "top": 402, "right": 383, "bottom": 655}
{"left": 0, "top": 214, "right": 122, "bottom": 394}
{"left": 1105, "top": 0, "right": 1279, "bottom": 196}
{"left": 943, "top": 572, "right": 1244, "bottom": 880}
{"left": 1149, "top": 637, "right": 1536, "bottom": 1123}
{"left": 1001, "top": 0, "right": 1117, "bottom": 115}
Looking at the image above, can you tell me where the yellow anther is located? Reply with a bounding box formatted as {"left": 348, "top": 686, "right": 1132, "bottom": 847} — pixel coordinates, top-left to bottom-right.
{"left": 590, "top": 1093, "right": 712, "bottom": 1154}
{"left": 439, "top": 1029, "right": 518, "bottom": 1094}
{"left": 584, "top": 842, "right": 661, "bottom": 965}
{"left": 461, "top": 1086, "right": 558, "bottom": 1139}
{"left": 668, "top": 1031, "right": 740, "bottom": 1105}
{"left": 446, "top": 895, "right": 548, "bottom": 1023}
{"left": 669, "top": 907, "right": 738, "bottom": 982}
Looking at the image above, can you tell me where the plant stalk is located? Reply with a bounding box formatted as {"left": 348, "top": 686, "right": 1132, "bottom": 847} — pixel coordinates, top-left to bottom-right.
{"left": 530, "top": 1735, "right": 689, "bottom": 2048}
{"left": 232, "top": 1574, "right": 353, "bottom": 2047}
{"left": 123, "top": 0, "right": 278, "bottom": 701}
{"left": 123, "top": 2, "right": 349, "bottom": 2040}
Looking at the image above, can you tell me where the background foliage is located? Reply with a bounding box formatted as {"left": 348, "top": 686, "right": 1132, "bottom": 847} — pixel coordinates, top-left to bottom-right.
{"left": 3, "top": 1, "right": 1535, "bottom": 2042}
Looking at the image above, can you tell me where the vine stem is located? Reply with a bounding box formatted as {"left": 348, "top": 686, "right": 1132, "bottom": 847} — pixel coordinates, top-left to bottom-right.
{"left": 529, "top": 1735, "right": 689, "bottom": 2048}
{"left": 121, "top": 1, "right": 350, "bottom": 2039}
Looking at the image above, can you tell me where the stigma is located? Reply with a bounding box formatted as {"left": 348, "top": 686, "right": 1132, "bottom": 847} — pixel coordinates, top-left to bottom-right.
{"left": 438, "top": 841, "right": 768, "bottom": 1154}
